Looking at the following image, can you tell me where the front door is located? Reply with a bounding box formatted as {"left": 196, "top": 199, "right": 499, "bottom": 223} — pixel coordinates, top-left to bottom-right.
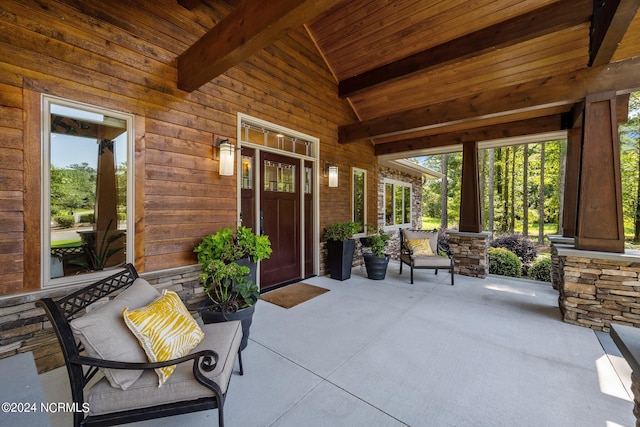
{"left": 260, "top": 151, "right": 301, "bottom": 289}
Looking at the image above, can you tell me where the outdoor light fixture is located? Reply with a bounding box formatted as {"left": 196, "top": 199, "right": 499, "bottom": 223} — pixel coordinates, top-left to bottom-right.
{"left": 215, "top": 138, "right": 235, "bottom": 176}
{"left": 325, "top": 163, "right": 338, "bottom": 187}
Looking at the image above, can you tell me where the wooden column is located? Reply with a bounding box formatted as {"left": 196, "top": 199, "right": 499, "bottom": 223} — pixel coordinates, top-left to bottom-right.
{"left": 459, "top": 141, "right": 482, "bottom": 233}
{"left": 575, "top": 92, "right": 624, "bottom": 253}
{"left": 561, "top": 127, "right": 581, "bottom": 238}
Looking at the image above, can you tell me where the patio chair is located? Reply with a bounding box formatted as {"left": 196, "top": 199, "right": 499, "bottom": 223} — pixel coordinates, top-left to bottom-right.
{"left": 399, "top": 228, "right": 454, "bottom": 285}
{"left": 36, "top": 263, "right": 243, "bottom": 427}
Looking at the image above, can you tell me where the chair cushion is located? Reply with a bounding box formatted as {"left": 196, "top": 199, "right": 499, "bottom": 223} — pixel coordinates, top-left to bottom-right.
{"left": 411, "top": 255, "right": 452, "bottom": 268}
{"left": 406, "top": 239, "right": 434, "bottom": 256}
{"left": 86, "top": 320, "right": 242, "bottom": 415}
{"left": 69, "top": 278, "right": 161, "bottom": 390}
{"left": 403, "top": 229, "right": 438, "bottom": 254}
{"left": 123, "top": 290, "right": 204, "bottom": 386}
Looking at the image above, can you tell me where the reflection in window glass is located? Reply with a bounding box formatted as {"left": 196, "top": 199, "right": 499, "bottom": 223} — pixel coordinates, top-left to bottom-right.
{"left": 45, "top": 98, "right": 131, "bottom": 284}
{"left": 384, "top": 180, "right": 412, "bottom": 226}
{"left": 241, "top": 155, "right": 253, "bottom": 189}
{"left": 264, "top": 160, "right": 295, "bottom": 193}
{"left": 353, "top": 169, "right": 366, "bottom": 233}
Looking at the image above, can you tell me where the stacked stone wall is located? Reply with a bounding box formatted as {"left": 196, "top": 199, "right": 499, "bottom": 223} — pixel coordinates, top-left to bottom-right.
{"left": 559, "top": 255, "right": 640, "bottom": 331}
{"left": 0, "top": 264, "right": 203, "bottom": 373}
{"left": 448, "top": 232, "right": 490, "bottom": 278}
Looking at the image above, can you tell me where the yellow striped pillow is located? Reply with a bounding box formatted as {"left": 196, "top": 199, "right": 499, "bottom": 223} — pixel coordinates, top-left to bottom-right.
{"left": 406, "top": 239, "right": 434, "bottom": 256}
{"left": 123, "top": 290, "right": 204, "bottom": 386}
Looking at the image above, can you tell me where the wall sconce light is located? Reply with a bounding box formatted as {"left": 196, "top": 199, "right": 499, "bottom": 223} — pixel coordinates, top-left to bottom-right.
{"left": 215, "top": 138, "right": 235, "bottom": 176}
{"left": 325, "top": 162, "right": 338, "bottom": 187}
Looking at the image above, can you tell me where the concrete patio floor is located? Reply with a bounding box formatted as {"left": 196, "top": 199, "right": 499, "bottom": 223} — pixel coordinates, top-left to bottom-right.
{"left": 40, "top": 263, "right": 635, "bottom": 426}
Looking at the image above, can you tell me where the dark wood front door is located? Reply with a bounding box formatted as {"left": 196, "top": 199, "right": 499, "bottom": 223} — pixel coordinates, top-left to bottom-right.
{"left": 260, "top": 151, "right": 301, "bottom": 288}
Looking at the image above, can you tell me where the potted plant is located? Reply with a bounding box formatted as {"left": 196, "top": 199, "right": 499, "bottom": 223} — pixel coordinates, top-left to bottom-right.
{"left": 324, "top": 221, "right": 360, "bottom": 280}
{"left": 362, "top": 227, "right": 391, "bottom": 280}
{"left": 194, "top": 227, "right": 271, "bottom": 350}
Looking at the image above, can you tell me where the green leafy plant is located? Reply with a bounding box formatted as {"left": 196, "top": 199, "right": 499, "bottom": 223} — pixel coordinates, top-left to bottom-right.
{"left": 488, "top": 247, "right": 522, "bottom": 278}
{"left": 529, "top": 257, "right": 552, "bottom": 282}
{"left": 70, "top": 219, "right": 125, "bottom": 271}
{"left": 55, "top": 215, "right": 75, "bottom": 228}
{"left": 365, "top": 227, "right": 391, "bottom": 257}
{"left": 198, "top": 259, "right": 259, "bottom": 311}
{"left": 323, "top": 221, "right": 360, "bottom": 242}
{"left": 194, "top": 227, "right": 272, "bottom": 264}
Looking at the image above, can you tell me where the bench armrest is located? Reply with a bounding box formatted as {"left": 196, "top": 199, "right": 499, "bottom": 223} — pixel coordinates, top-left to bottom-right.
{"left": 70, "top": 349, "right": 219, "bottom": 372}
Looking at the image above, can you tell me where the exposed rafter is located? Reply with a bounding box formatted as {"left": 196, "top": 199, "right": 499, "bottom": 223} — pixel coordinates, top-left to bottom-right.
{"left": 338, "top": 0, "right": 591, "bottom": 98}
{"left": 338, "top": 57, "right": 640, "bottom": 144}
{"left": 177, "top": 0, "right": 342, "bottom": 92}
{"left": 589, "top": 0, "right": 640, "bottom": 66}
{"left": 374, "top": 114, "right": 566, "bottom": 156}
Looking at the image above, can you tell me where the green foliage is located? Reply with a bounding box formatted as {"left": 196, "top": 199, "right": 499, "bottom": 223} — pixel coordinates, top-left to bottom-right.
{"left": 364, "top": 227, "right": 391, "bottom": 257}
{"left": 50, "top": 163, "right": 96, "bottom": 214}
{"left": 529, "top": 257, "right": 552, "bottom": 282}
{"left": 194, "top": 227, "right": 272, "bottom": 264}
{"left": 488, "top": 247, "right": 522, "bottom": 278}
{"left": 324, "top": 221, "right": 360, "bottom": 241}
{"left": 69, "top": 219, "right": 125, "bottom": 271}
{"left": 490, "top": 233, "right": 537, "bottom": 266}
{"left": 79, "top": 213, "right": 94, "bottom": 223}
{"left": 198, "top": 259, "right": 259, "bottom": 309}
{"left": 55, "top": 215, "right": 75, "bottom": 228}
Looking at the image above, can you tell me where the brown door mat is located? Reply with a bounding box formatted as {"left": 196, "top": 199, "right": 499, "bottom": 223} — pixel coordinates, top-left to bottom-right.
{"left": 261, "top": 282, "right": 330, "bottom": 309}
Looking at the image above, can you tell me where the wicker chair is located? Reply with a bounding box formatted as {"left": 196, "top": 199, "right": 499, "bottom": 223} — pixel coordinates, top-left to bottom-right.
{"left": 399, "top": 228, "right": 454, "bottom": 285}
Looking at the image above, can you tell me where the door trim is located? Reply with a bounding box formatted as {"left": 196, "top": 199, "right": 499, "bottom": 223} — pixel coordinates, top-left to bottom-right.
{"left": 236, "top": 113, "right": 320, "bottom": 284}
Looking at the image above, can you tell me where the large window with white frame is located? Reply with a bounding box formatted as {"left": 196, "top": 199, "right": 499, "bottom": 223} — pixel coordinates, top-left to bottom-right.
{"left": 352, "top": 168, "right": 367, "bottom": 233}
{"left": 42, "top": 95, "right": 134, "bottom": 287}
{"left": 384, "top": 179, "right": 412, "bottom": 227}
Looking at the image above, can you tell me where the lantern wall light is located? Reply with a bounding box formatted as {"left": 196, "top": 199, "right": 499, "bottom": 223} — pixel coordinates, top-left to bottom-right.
{"left": 215, "top": 138, "right": 235, "bottom": 176}
{"left": 325, "top": 162, "right": 338, "bottom": 187}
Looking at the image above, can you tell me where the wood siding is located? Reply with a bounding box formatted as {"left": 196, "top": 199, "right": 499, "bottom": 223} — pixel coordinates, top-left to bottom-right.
{"left": 0, "top": 0, "right": 376, "bottom": 295}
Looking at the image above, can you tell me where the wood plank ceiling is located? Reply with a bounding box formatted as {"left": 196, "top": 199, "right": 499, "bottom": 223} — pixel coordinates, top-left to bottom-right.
{"left": 181, "top": 0, "right": 640, "bottom": 158}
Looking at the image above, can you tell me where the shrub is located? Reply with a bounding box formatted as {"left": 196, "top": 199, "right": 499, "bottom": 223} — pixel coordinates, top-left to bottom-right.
{"left": 55, "top": 215, "right": 75, "bottom": 228}
{"left": 488, "top": 247, "right": 522, "bottom": 278}
{"left": 79, "top": 213, "right": 94, "bottom": 223}
{"left": 490, "top": 233, "right": 537, "bottom": 266}
{"left": 529, "top": 257, "right": 552, "bottom": 282}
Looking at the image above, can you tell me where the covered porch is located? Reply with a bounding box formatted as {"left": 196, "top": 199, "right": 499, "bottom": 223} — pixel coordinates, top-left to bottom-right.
{"left": 40, "top": 266, "right": 633, "bottom": 426}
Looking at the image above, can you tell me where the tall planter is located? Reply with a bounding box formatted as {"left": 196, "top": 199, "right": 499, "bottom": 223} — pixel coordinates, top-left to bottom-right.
{"left": 363, "top": 253, "right": 390, "bottom": 280}
{"left": 200, "top": 302, "right": 255, "bottom": 350}
{"left": 327, "top": 239, "right": 356, "bottom": 281}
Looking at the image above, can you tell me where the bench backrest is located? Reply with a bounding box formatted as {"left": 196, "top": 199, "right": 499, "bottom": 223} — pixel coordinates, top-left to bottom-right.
{"left": 36, "top": 264, "right": 139, "bottom": 411}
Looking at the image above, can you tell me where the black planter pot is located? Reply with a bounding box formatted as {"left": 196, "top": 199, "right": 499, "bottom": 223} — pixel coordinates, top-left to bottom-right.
{"left": 363, "top": 253, "right": 390, "bottom": 280}
{"left": 200, "top": 301, "right": 255, "bottom": 350}
{"left": 327, "top": 239, "right": 356, "bottom": 281}
{"left": 235, "top": 257, "right": 257, "bottom": 285}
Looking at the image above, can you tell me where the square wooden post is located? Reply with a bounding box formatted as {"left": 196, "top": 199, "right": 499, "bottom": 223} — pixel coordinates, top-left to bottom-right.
{"left": 561, "top": 127, "right": 581, "bottom": 238}
{"left": 575, "top": 92, "right": 625, "bottom": 253}
{"left": 459, "top": 141, "right": 481, "bottom": 233}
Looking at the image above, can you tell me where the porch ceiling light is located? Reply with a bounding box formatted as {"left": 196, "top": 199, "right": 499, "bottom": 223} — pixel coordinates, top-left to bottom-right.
{"left": 216, "top": 138, "right": 234, "bottom": 176}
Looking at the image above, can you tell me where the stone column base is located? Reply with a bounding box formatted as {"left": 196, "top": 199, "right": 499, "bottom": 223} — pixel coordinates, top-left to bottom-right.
{"left": 447, "top": 231, "right": 491, "bottom": 279}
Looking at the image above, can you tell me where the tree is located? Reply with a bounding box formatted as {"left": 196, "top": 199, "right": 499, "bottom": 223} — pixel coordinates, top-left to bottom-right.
{"left": 523, "top": 144, "right": 529, "bottom": 236}
{"left": 488, "top": 148, "right": 495, "bottom": 233}
{"left": 538, "top": 143, "right": 545, "bottom": 244}
{"left": 441, "top": 154, "right": 448, "bottom": 229}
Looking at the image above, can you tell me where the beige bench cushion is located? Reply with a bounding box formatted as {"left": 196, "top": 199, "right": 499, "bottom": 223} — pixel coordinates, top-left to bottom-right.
{"left": 402, "top": 229, "right": 438, "bottom": 254}
{"left": 401, "top": 253, "right": 451, "bottom": 268}
{"left": 86, "top": 320, "right": 242, "bottom": 416}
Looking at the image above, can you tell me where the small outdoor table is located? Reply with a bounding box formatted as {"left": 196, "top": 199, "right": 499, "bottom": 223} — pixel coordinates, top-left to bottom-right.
{"left": 611, "top": 324, "right": 640, "bottom": 426}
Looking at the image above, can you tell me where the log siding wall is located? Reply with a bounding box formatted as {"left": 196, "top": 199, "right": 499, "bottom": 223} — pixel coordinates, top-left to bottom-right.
{"left": 0, "top": 0, "right": 377, "bottom": 296}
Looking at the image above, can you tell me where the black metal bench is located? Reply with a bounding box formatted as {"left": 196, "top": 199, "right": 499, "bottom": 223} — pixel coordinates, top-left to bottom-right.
{"left": 37, "top": 263, "right": 243, "bottom": 427}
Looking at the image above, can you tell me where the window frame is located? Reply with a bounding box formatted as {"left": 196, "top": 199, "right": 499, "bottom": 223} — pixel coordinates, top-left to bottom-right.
{"left": 383, "top": 178, "right": 413, "bottom": 230}
{"left": 41, "top": 95, "right": 135, "bottom": 288}
{"left": 352, "top": 167, "right": 367, "bottom": 234}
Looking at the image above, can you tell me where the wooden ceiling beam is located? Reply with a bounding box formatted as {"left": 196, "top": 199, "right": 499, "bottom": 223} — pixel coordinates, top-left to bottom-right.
{"left": 177, "top": 0, "right": 199, "bottom": 10}
{"left": 589, "top": 0, "right": 640, "bottom": 67}
{"left": 338, "top": 0, "right": 592, "bottom": 98}
{"left": 339, "top": 56, "right": 640, "bottom": 144}
{"left": 374, "top": 114, "right": 565, "bottom": 156}
{"left": 178, "top": 0, "right": 342, "bottom": 92}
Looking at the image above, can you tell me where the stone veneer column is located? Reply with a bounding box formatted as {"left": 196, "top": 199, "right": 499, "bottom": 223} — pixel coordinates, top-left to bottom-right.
{"left": 554, "top": 245, "right": 640, "bottom": 331}
{"left": 447, "top": 231, "right": 491, "bottom": 278}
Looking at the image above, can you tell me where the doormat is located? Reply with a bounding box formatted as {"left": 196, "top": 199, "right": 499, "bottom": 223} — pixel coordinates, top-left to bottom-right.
{"left": 261, "top": 282, "right": 330, "bottom": 309}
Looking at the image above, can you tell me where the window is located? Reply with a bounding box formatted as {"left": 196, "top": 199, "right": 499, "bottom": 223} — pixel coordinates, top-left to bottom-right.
{"left": 42, "top": 96, "right": 134, "bottom": 286}
{"left": 352, "top": 168, "right": 366, "bottom": 233}
{"left": 384, "top": 179, "right": 412, "bottom": 227}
